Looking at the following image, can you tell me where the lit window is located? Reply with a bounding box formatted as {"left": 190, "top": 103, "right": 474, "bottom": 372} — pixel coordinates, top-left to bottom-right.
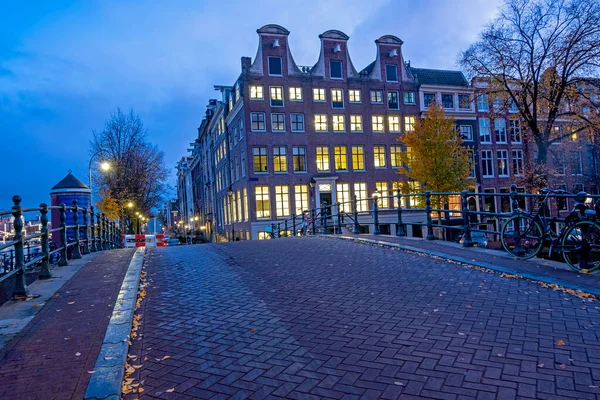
{"left": 424, "top": 93, "right": 436, "bottom": 107}
{"left": 349, "top": 90, "right": 361, "bottom": 103}
{"left": 330, "top": 60, "right": 343, "bottom": 79}
{"left": 352, "top": 145, "right": 365, "bottom": 170}
{"left": 510, "top": 120, "right": 522, "bottom": 143}
{"left": 477, "top": 94, "right": 489, "bottom": 111}
{"left": 372, "top": 115, "right": 384, "bottom": 132}
{"left": 388, "top": 91, "right": 399, "bottom": 110}
{"left": 273, "top": 146, "right": 287, "bottom": 173}
{"left": 494, "top": 119, "right": 507, "bottom": 143}
{"left": 479, "top": 118, "right": 491, "bottom": 143}
{"left": 271, "top": 113, "right": 285, "bottom": 132}
{"left": 253, "top": 147, "right": 268, "bottom": 173}
{"left": 333, "top": 115, "right": 345, "bottom": 132}
{"left": 404, "top": 91, "right": 415, "bottom": 104}
{"left": 331, "top": 89, "right": 344, "bottom": 108}
{"left": 291, "top": 114, "right": 305, "bottom": 132}
{"left": 243, "top": 188, "right": 248, "bottom": 221}
{"left": 458, "top": 94, "right": 471, "bottom": 109}
{"left": 354, "top": 183, "right": 368, "bottom": 212}
{"left": 336, "top": 183, "right": 351, "bottom": 212}
{"left": 292, "top": 147, "right": 307, "bottom": 172}
{"left": 350, "top": 115, "right": 363, "bottom": 132}
{"left": 386, "top": 65, "right": 398, "bottom": 82}
{"left": 460, "top": 125, "right": 473, "bottom": 141}
{"left": 237, "top": 191, "right": 242, "bottom": 222}
{"left": 512, "top": 150, "right": 524, "bottom": 176}
{"left": 270, "top": 87, "right": 283, "bottom": 107}
{"left": 334, "top": 146, "right": 347, "bottom": 171}
{"left": 370, "top": 90, "right": 383, "bottom": 103}
{"left": 316, "top": 146, "right": 329, "bottom": 171}
{"left": 442, "top": 94, "right": 454, "bottom": 109}
{"left": 404, "top": 116, "right": 416, "bottom": 132}
{"left": 255, "top": 186, "right": 270, "bottom": 218}
{"left": 268, "top": 57, "right": 282, "bottom": 76}
{"left": 251, "top": 113, "right": 266, "bottom": 131}
{"left": 313, "top": 88, "right": 326, "bottom": 102}
{"left": 275, "top": 185, "right": 290, "bottom": 217}
{"left": 389, "top": 116, "right": 400, "bottom": 132}
{"left": 376, "top": 182, "right": 389, "bottom": 208}
{"left": 390, "top": 146, "right": 402, "bottom": 168}
{"left": 481, "top": 150, "right": 493, "bottom": 177}
{"left": 497, "top": 150, "right": 509, "bottom": 177}
{"left": 315, "top": 114, "right": 328, "bottom": 132}
{"left": 294, "top": 185, "right": 309, "bottom": 215}
{"left": 258, "top": 231, "right": 271, "bottom": 240}
{"left": 289, "top": 87, "right": 302, "bottom": 101}
{"left": 250, "top": 85, "right": 263, "bottom": 99}
{"left": 374, "top": 145, "right": 386, "bottom": 168}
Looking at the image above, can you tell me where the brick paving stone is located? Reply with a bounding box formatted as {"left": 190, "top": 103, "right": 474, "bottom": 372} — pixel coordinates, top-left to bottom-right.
{"left": 0, "top": 249, "right": 135, "bottom": 400}
{"left": 124, "top": 238, "right": 600, "bottom": 399}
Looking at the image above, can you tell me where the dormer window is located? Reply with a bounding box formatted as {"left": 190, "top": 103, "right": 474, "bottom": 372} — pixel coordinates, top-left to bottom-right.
{"left": 386, "top": 65, "right": 398, "bottom": 82}
{"left": 268, "top": 56, "right": 283, "bottom": 76}
{"left": 330, "top": 61, "right": 343, "bottom": 80}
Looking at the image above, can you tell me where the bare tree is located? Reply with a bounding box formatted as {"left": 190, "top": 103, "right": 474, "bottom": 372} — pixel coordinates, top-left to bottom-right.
{"left": 460, "top": 0, "right": 600, "bottom": 182}
{"left": 90, "top": 108, "right": 169, "bottom": 226}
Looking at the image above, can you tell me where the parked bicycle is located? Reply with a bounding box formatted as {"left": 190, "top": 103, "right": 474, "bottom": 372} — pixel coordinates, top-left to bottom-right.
{"left": 500, "top": 188, "right": 600, "bottom": 272}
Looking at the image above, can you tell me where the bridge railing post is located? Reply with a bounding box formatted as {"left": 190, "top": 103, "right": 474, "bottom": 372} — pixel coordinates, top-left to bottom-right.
{"left": 353, "top": 196, "right": 360, "bottom": 234}
{"left": 90, "top": 206, "right": 97, "bottom": 252}
{"left": 311, "top": 208, "right": 316, "bottom": 235}
{"left": 292, "top": 213, "right": 296, "bottom": 236}
{"left": 396, "top": 189, "right": 406, "bottom": 237}
{"left": 11, "top": 196, "right": 28, "bottom": 299}
{"left": 336, "top": 203, "right": 343, "bottom": 234}
{"left": 59, "top": 204, "right": 69, "bottom": 266}
{"left": 461, "top": 190, "right": 473, "bottom": 247}
{"left": 72, "top": 200, "right": 82, "bottom": 259}
{"left": 38, "top": 203, "right": 51, "bottom": 280}
{"left": 425, "top": 191, "right": 435, "bottom": 240}
{"left": 372, "top": 196, "right": 380, "bottom": 235}
{"left": 82, "top": 206, "right": 90, "bottom": 255}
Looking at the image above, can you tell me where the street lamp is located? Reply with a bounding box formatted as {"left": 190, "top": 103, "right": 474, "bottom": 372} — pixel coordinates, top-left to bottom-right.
{"left": 227, "top": 187, "right": 234, "bottom": 241}
{"left": 88, "top": 151, "right": 111, "bottom": 207}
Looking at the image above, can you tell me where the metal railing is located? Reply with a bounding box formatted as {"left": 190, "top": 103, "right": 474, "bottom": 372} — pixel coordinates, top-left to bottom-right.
{"left": 0, "top": 195, "right": 124, "bottom": 300}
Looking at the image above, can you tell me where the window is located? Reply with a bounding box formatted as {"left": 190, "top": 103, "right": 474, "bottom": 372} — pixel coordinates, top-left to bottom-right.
{"left": 270, "top": 86, "right": 283, "bottom": 107}
{"left": 458, "top": 94, "right": 471, "bottom": 109}
{"left": 405, "top": 116, "right": 415, "bottom": 132}
{"left": 251, "top": 113, "right": 266, "bottom": 131}
{"left": 271, "top": 113, "right": 285, "bottom": 132}
{"left": 552, "top": 126, "right": 562, "bottom": 143}
{"left": 268, "top": 57, "right": 282, "bottom": 76}
{"left": 244, "top": 187, "right": 248, "bottom": 221}
{"left": 289, "top": 87, "right": 302, "bottom": 101}
{"left": 253, "top": 147, "right": 268, "bottom": 173}
{"left": 509, "top": 101, "right": 518, "bottom": 113}
{"left": 370, "top": 90, "right": 383, "bottom": 104}
{"left": 237, "top": 191, "right": 242, "bottom": 222}
{"left": 349, "top": 90, "right": 361, "bottom": 103}
{"left": 512, "top": 150, "right": 524, "bottom": 176}
{"left": 250, "top": 85, "right": 264, "bottom": 99}
{"left": 273, "top": 146, "right": 287, "bottom": 173}
{"left": 333, "top": 115, "right": 345, "bottom": 132}
{"left": 494, "top": 119, "right": 507, "bottom": 143}
{"left": 477, "top": 94, "right": 489, "bottom": 111}
{"left": 255, "top": 186, "right": 270, "bottom": 218}
{"left": 553, "top": 151, "right": 565, "bottom": 175}
{"left": 294, "top": 185, "right": 309, "bottom": 215}
{"left": 481, "top": 150, "right": 494, "bottom": 177}
{"left": 376, "top": 182, "right": 389, "bottom": 208}
{"left": 497, "top": 150, "right": 509, "bottom": 177}
{"left": 374, "top": 145, "right": 386, "bottom": 168}
{"left": 258, "top": 232, "right": 271, "bottom": 240}
{"left": 292, "top": 147, "right": 307, "bottom": 172}
{"left": 352, "top": 145, "right": 365, "bottom": 170}
{"left": 389, "top": 116, "right": 400, "bottom": 132}
{"left": 314, "top": 114, "right": 328, "bottom": 132}
{"left": 274, "top": 185, "right": 290, "bottom": 217}
{"left": 493, "top": 97, "right": 503, "bottom": 112}
{"left": 313, "top": 88, "right": 325, "bottom": 102}
{"left": 469, "top": 151, "right": 476, "bottom": 178}
{"left": 424, "top": 93, "right": 436, "bottom": 107}
{"left": 571, "top": 151, "right": 582, "bottom": 175}
{"left": 479, "top": 118, "right": 491, "bottom": 143}
{"left": 239, "top": 119, "right": 244, "bottom": 139}
{"left": 388, "top": 91, "right": 399, "bottom": 110}
{"left": 372, "top": 115, "right": 384, "bottom": 132}
{"left": 404, "top": 91, "right": 416, "bottom": 104}
{"left": 331, "top": 89, "right": 344, "bottom": 108}
{"left": 291, "top": 113, "right": 304, "bottom": 132}
{"left": 354, "top": 183, "right": 368, "bottom": 212}
{"left": 330, "top": 60, "right": 343, "bottom": 79}
{"left": 350, "top": 115, "right": 363, "bottom": 132}
{"left": 316, "top": 146, "right": 329, "bottom": 171}
{"left": 241, "top": 150, "right": 246, "bottom": 177}
{"left": 460, "top": 125, "right": 473, "bottom": 141}
{"left": 441, "top": 94, "right": 454, "bottom": 109}
{"left": 334, "top": 146, "right": 347, "bottom": 171}
{"left": 336, "top": 183, "right": 351, "bottom": 212}
{"left": 390, "top": 146, "right": 402, "bottom": 168}
{"left": 510, "top": 120, "right": 521, "bottom": 143}
{"left": 386, "top": 64, "right": 398, "bottom": 82}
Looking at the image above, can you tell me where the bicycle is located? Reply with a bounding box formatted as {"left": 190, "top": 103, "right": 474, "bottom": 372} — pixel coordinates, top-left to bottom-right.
{"left": 500, "top": 188, "right": 600, "bottom": 272}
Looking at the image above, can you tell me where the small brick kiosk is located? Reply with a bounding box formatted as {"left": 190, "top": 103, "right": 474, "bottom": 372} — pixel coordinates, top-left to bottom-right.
{"left": 50, "top": 171, "right": 91, "bottom": 246}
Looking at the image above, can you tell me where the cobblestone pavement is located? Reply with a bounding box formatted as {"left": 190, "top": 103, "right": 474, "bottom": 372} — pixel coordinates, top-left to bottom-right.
{"left": 127, "top": 238, "right": 600, "bottom": 400}
{"left": 0, "top": 249, "right": 135, "bottom": 400}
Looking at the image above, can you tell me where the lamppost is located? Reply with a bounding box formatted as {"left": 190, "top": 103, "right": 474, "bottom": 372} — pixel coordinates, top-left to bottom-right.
{"left": 88, "top": 151, "right": 111, "bottom": 207}
{"left": 227, "top": 187, "right": 234, "bottom": 241}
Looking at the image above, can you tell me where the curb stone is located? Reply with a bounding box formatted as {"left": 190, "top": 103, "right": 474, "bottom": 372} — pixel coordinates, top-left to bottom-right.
{"left": 84, "top": 247, "right": 145, "bottom": 400}
{"left": 334, "top": 235, "right": 600, "bottom": 297}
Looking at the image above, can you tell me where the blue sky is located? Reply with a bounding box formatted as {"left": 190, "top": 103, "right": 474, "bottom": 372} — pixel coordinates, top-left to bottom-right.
{"left": 0, "top": 0, "right": 501, "bottom": 210}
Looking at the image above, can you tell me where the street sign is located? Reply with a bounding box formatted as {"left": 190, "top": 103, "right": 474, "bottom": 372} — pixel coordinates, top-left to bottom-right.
{"left": 145, "top": 218, "right": 163, "bottom": 234}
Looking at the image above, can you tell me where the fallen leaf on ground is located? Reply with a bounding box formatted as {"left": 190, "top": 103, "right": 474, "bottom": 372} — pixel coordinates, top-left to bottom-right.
{"left": 75, "top": 352, "right": 81, "bottom": 356}
{"left": 166, "top": 388, "right": 175, "bottom": 393}
{"left": 161, "top": 356, "right": 170, "bottom": 361}
{"left": 87, "top": 371, "right": 96, "bottom": 374}
{"left": 556, "top": 339, "right": 566, "bottom": 346}
{"left": 68, "top": 301, "right": 75, "bottom": 305}
{"left": 538, "top": 363, "right": 544, "bottom": 368}
{"left": 393, "top": 382, "right": 404, "bottom": 386}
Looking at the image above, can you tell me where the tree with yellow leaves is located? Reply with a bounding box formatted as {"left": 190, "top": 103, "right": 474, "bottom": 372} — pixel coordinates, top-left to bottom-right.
{"left": 95, "top": 189, "right": 120, "bottom": 220}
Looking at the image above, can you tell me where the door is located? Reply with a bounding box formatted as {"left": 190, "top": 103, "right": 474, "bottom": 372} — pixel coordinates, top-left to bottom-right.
{"left": 320, "top": 192, "right": 332, "bottom": 218}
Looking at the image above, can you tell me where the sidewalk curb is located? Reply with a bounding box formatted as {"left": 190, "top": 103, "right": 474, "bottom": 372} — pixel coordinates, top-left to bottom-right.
{"left": 335, "top": 235, "right": 600, "bottom": 297}
{"left": 84, "top": 247, "right": 145, "bottom": 400}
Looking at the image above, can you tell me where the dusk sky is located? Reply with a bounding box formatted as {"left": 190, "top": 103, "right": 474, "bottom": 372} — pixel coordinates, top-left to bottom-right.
{"left": 0, "top": 0, "right": 501, "bottom": 210}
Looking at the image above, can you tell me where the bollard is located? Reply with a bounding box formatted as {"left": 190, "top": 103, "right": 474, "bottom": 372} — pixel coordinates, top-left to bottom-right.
{"left": 59, "top": 204, "right": 69, "bottom": 266}
{"left": 353, "top": 195, "right": 360, "bottom": 234}
{"left": 90, "top": 206, "right": 97, "bottom": 252}
{"left": 38, "top": 203, "right": 51, "bottom": 279}
{"left": 311, "top": 208, "right": 316, "bottom": 235}
{"left": 372, "top": 196, "right": 380, "bottom": 235}
{"left": 292, "top": 213, "right": 296, "bottom": 236}
{"left": 461, "top": 190, "right": 473, "bottom": 247}
{"left": 71, "top": 200, "right": 82, "bottom": 259}
{"left": 396, "top": 189, "right": 406, "bottom": 237}
{"left": 11, "top": 196, "right": 28, "bottom": 299}
{"left": 82, "top": 206, "right": 90, "bottom": 255}
{"left": 336, "top": 203, "right": 342, "bottom": 234}
{"left": 425, "top": 191, "right": 435, "bottom": 240}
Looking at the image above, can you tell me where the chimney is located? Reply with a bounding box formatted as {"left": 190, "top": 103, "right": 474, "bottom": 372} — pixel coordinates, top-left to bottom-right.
{"left": 241, "top": 57, "right": 252, "bottom": 73}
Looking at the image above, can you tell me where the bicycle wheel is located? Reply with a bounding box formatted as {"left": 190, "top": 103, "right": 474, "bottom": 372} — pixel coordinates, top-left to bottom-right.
{"left": 561, "top": 220, "right": 600, "bottom": 273}
{"left": 501, "top": 215, "right": 544, "bottom": 259}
